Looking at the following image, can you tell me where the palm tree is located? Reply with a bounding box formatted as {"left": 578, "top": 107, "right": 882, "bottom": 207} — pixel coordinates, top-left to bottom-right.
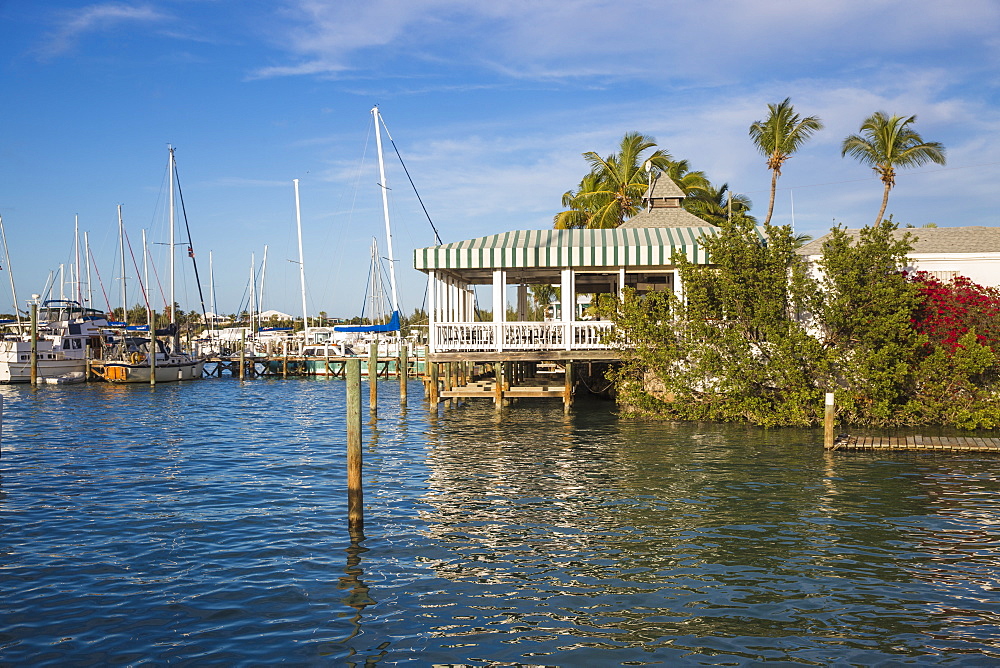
{"left": 748, "top": 98, "right": 824, "bottom": 226}
{"left": 559, "top": 132, "right": 672, "bottom": 229}
{"left": 553, "top": 172, "right": 603, "bottom": 229}
{"left": 664, "top": 159, "right": 711, "bottom": 196}
{"left": 792, "top": 232, "right": 813, "bottom": 249}
{"left": 684, "top": 182, "right": 755, "bottom": 226}
{"left": 841, "top": 111, "right": 946, "bottom": 225}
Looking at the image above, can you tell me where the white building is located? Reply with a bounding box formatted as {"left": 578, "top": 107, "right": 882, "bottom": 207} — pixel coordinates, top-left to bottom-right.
{"left": 797, "top": 226, "right": 1000, "bottom": 288}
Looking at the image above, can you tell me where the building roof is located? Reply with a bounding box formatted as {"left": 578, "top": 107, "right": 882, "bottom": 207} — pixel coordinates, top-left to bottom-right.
{"left": 621, "top": 174, "right": 716, "bottom": 229}
{"left": 414, "top": 226, "right": 766, "bottom": 282}
{"left": 644, "top": 174, "right": 686, "bottom": 199}
{"left": 621, "top": 206, "right": 717, "bottom": 229}
{"left": 797, "top": 226, "right": 1000, "bottom": 256}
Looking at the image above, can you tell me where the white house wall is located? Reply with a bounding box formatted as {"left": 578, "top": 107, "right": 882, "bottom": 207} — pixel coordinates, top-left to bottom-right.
{"left": 905, "top": 254, "right": 1000, "bottom": 288}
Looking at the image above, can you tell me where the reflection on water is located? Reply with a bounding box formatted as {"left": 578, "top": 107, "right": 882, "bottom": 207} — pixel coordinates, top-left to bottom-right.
{"left": 1, "top": 381, "right": 1000, "bottom": 665}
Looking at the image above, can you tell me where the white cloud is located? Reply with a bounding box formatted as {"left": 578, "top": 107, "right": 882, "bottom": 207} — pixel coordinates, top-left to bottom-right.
{"left": 37, "top": 2, "right": 168, "bottom": 59}
{"left": 257, "top": 0, "right": 1000, "bottom": 84}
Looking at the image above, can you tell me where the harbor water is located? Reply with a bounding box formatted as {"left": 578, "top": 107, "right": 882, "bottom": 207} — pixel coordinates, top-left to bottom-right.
{"left": 2, "top": 379, "right": 1000, "bottom": 665}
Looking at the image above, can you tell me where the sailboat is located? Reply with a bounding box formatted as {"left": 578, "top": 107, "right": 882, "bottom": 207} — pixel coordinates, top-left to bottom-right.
{"left": 334, "top": 107, "right": 402, "bottom": 338}
{"left": 90, "top": 147, "right": 205, "bottom": 383}
{"left": 0, "top": 299, "right": 108, "bottom": 384}
{"left": 0, "top": 216, "right": 108, "bottom": 384}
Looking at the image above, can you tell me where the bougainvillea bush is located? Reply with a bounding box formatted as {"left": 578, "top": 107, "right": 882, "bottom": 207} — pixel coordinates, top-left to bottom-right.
{"left": 908, "top": 270, "right": 1000, "bottom": 355}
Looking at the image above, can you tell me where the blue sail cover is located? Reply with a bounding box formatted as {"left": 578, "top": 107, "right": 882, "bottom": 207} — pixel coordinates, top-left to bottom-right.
{"left": 333, "top": 311, "right": 400, "bottom": 333}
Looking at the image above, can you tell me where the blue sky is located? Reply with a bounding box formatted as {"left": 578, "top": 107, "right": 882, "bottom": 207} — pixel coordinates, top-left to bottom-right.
{"left": 1, "top": 0, "right": 998, "bottom": 320}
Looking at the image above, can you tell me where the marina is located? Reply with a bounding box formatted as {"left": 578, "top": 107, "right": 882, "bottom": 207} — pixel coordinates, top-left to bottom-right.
{"left": 3, "top": 379, "right": 1000, "bottom": 664}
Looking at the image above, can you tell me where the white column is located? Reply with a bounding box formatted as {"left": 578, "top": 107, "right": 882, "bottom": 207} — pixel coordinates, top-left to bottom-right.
{"left": 427, "top": 270, "right": 436, "bottom": 352}
{"left": 561, "top": 268, "right": 574, "bottom": 350}
{"left": 492, "top": 269, "right": 506, "bottom": 352}
{"left": 619, "top": 267, "right": 626, "bottom": 299}
{"left": 492, "top": 270, "right": 506, "bottom": 323}
{"left": 673, "top": 268, "right": 683, "bottom": 303}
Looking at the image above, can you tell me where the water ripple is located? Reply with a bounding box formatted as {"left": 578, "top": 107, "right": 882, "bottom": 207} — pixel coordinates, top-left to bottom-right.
{"left": 2, "top": 383, "right": 1000, "bottom": 664}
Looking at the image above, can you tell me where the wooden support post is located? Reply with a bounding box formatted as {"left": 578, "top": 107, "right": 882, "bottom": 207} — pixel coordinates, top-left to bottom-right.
{"left": 443, "top": 362, "right": 454, "bottom": 403}
{"left": 282, "top": 342, "right": 288, "bottom": 378}
{"left": 369, "top": 340, "right": 378, "bottom": 417}
{"left": 30, "top": 302, "right": 38, "bottom": 386}
{"left": 429, "top": 362, "right": 439, "bottom": 404}
{"left": 346, "top": 358, "right": 364, "bottom": 532}
{"left": 239, "top": 329, "right": 246, "bottom": 380}
{"left": 149, "top": 309, "right": 156, "bottom": 387}
{"left": 824, "top": 392, "right": 835, "bottom": 448}
{"left": 564, "top": 361, "right": 574, "bottom": 414}
{"left": 494, "top": 361, "right": 504, "bottom": 409}
{"left": 399, "top": 344, "right": 408, "bottom": 404}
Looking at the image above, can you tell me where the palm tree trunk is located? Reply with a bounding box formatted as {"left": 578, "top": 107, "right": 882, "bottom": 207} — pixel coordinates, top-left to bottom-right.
{"left": 765, "top": 169, "right": 778, "bottom": 226}
{"left": 875, "top": 184, "right": 891, "bottom": 225}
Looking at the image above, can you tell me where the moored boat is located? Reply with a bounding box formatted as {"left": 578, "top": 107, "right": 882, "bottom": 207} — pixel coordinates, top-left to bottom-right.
{"left": 90, "top": 330, "right": 204, "bottom": 383}
{"left": 0, "top": 299, "right": 109, "bottom": 384}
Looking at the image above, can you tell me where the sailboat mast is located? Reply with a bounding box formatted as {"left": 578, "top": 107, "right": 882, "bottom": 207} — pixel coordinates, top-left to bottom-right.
{"left": 85, "top": 231, "right": 93, "bottom": 309}
{"left": 168, "top": 146, "right": 176, "bottom": 326}
{"left": 260, "top": 245, "right": 268, "bottom": 319}
{"left": 0, "top": 215, "right": 21, "bottom": 325}
{"left": 209, "top": 250, "right": 216, "bottom": 333}
{"left": 142, "top": 229, "right": 149, "bottom": 313}
{"left": 74, "top": 215, "right": 81, "bottom": 304}
{"left": 143, "top": 228, "right": 152, "bottom": 331}
{"left": 294, "top": 179, "right": 307, "bottom": 329}
{"left": 118, "top": 205, "right": 126, "bottom": 319}
{"left": 249, "top": 253, "right": 256, "bottom": 336}
{"left": 372, "top": 106, "right": 399, "bottom": 315}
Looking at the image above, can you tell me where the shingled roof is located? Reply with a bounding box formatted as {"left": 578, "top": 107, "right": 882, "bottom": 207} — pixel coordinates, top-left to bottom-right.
{"left": 620, "top": 174, "right": 715, "bottom": 229}
{"left": 796, "top": 226, "right": 1000, "bottom": 256}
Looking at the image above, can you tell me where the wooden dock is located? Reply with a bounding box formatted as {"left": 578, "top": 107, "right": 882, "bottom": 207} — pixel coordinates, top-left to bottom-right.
{"left": 830, "top": 434, "right": 1000, "bottom": 453}
{"left": 428, "top": 359, "right": 580, "bottom": 411}
{"left": 198, "top": 355, "right": 419, "bottom": 379}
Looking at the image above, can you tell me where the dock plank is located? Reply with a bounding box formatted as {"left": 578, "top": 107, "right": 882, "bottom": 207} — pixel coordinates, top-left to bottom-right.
{"left": 831, "top": 433, "right": 1000, "bottom": 453}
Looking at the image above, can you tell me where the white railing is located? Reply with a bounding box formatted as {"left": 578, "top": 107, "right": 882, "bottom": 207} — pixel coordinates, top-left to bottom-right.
{"left": 432, "top": 320, "right": 615, "bottom": 352}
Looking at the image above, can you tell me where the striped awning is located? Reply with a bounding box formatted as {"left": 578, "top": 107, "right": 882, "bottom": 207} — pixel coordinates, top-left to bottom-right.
{"left": 413, "top": 227, "right": 760, "bottom": 271}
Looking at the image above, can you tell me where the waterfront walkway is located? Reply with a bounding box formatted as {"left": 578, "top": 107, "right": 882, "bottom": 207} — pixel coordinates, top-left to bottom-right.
{"left": 831, "top": 435, "right": 1000, "bottom": 453}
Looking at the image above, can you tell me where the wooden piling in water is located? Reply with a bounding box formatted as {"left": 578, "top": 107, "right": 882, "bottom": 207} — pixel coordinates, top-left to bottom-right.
{"left": 399, "top": 344, "right": 408, "bottom": 404}
{"left": 346, "top": 358, "right": 364, "bottom": 532}
{"left": 494, "top": 361, "right": 504, "bottom": 410}
{"left": 149, "top": 309, "right": 157, "bottom": 387}
{"left": 239, "top": 330, "right": 246, "bottom": 380}
{"left": 429, "top": 362, "right": 439, "bottom": 404}
{"left": 368, "top": 339, "right": 378, "bottom": 417}
{"left": 564, "top": 361, "right": 574, "bottom": 414}
{"left": 824, "top": 392, "right": 835, "bottom": 449}
{"left": 30, "top": 302, "right": 38, "bottom": 386}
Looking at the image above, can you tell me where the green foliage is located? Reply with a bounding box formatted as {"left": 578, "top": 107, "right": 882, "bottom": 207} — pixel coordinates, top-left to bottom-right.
{"left": 604, "top": 214, "right": 826, "bottom": 427}
{"left": 748, "top": 97, "right": 824, "bottom": 226}
{"left": 605, "top": 217, "right": 1000, "bottom": 430}
{"left": 554, "top": 132, "right": 673, "bottom": 229}
{"left": 815, "top": 220, "right": 922, "bottom": 425}
{"left": 682, "top": 182, "right": 755, "bottom": 226}
{"left": 841, "top": 111, "right": 946, "bottom": 225}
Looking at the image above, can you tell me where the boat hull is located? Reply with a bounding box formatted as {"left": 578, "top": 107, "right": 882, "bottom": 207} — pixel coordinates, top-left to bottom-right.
{"left": 94, "top": 360, "right": 206, "bottom": 383}
{"left": 0, "top": 358, "right": 87, "bottom": 384}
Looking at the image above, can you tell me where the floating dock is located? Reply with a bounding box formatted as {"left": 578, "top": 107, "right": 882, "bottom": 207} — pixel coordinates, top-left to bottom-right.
{"left": 830, "top": 435, "right": 1000, "bottom": 453}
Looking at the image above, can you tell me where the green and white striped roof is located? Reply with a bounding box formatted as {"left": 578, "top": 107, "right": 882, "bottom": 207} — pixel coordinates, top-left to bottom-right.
{"left": 414, "top": 227, "right": 759, "bottom": 271}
